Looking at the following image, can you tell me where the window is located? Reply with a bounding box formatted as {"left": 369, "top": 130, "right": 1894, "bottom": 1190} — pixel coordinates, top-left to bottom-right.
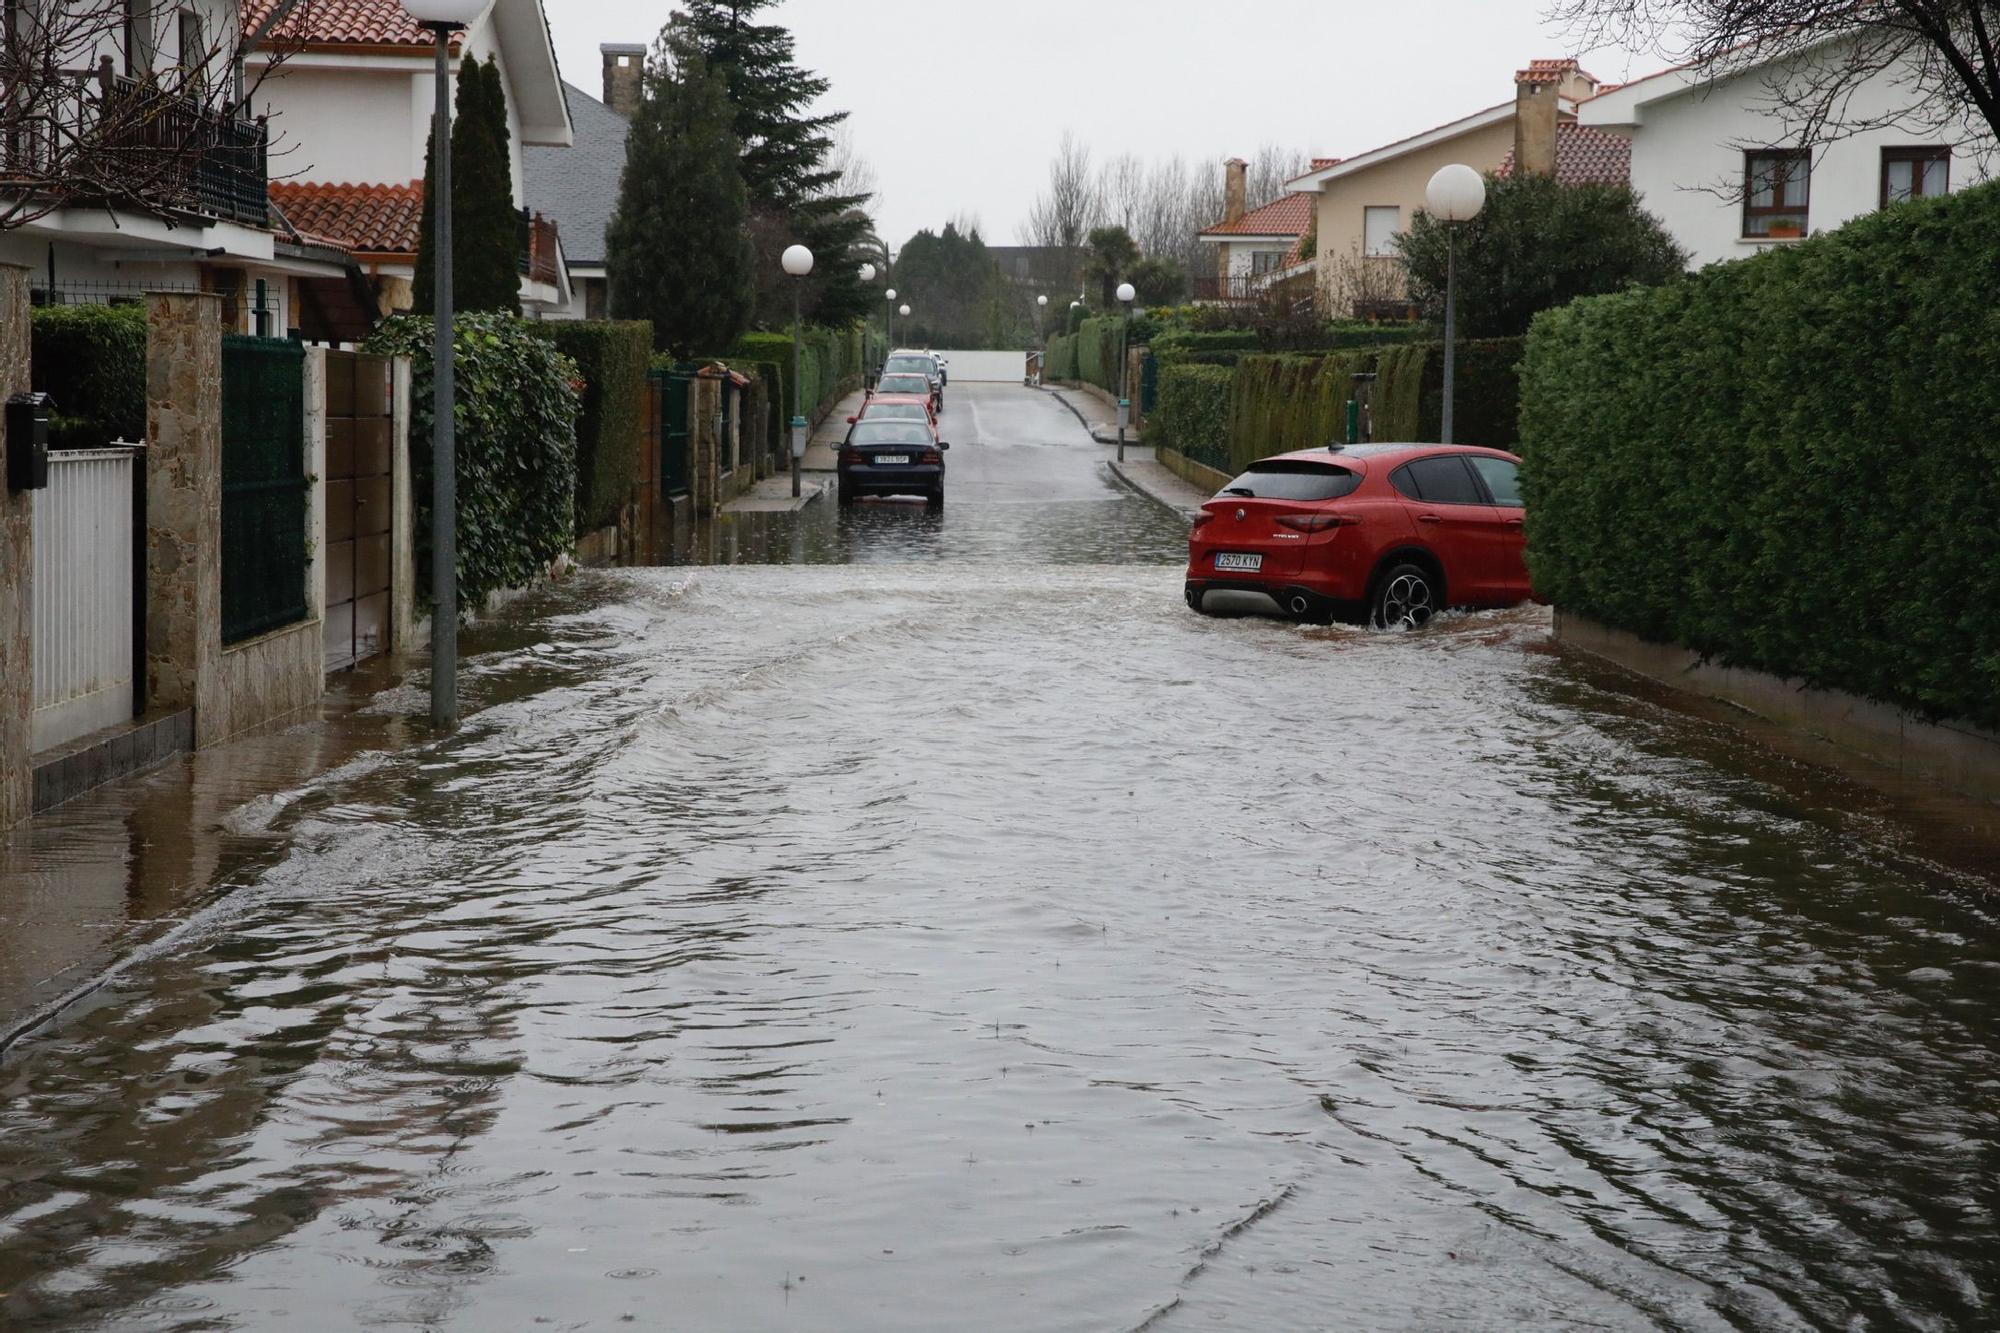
{"left": 850, "top": 423, "right": 933, "bottom": 446}
{"left": 1363, "top": 206, "right": 1400, "bottom": 257}
{"left": 124, "top": 0, "right": 157, "bottom": 76}
{"left": 1217, "top": 461, "right": 1360, "bottom": 502}
{"left": 1468, "top": 456, "right": 1522, "bottom": 507}
{"left": 1743, "top": 150, "right": 1809, "bottom": 237}
{"left": 1881, "top": 147, "right": 1949, "bottom": 208}
{"left": 1250, "top": 250, "right": 1282, "bottom": 276}
{"left": 1393, "top": 456, "right": 1485, "bottom": 505}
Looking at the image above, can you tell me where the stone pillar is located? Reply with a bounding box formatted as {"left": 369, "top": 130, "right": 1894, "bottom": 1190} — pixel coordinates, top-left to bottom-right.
{"left": 145, "top": 292, "right": 224, "bottom": 735}
{"left": 601, "top": 44, "right": 645, "bottom": 118}
{"left": 1513, "top": 70, "right": 1559, "bottom": 178}
{"left": 0, "top": 265, "right": 32, "bottom": 830}
{"left": 692, "top": 375, "right": 720, "bottom": 516}
{"left": 390, "top": 356, "right": 419, "bottom": 656}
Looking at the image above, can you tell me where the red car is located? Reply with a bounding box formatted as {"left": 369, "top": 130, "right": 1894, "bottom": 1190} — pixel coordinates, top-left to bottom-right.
{"left": 1184, "top": 443, "right": 1531, "bottom": 628}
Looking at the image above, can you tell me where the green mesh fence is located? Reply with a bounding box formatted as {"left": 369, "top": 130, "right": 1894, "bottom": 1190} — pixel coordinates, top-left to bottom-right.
{"left": 220, "top": 335, "right": 308, "bottom": 644}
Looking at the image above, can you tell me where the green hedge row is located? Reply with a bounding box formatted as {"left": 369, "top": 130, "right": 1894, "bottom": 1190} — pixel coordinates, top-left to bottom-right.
{"left": 1519, "top": 181, "right": 2000, "bottom": 728}
{"left": 1150, "top": 363, "right": 1235, "bottom": 473}
{"left": 31, "top": 304, "right": 147, "bottom": 449}
{"left": 365, "top": 312, "right": 579, "bottom": 615}
{"left": 531, "top": 320, "right": 651, "bottom": 532}
{"left": 1045, "top": 331, "right": 1078, "bottom": 382}
{"left": 725, "top": 326, "right": 864, "bottom": 430}
{"left": 1150, "top": 322, "right": 1433, "bottom": 364}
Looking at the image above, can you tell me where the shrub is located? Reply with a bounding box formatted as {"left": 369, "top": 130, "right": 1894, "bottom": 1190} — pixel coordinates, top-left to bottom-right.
{"left": 1075, "top": 316, "right": 1128, "bottom": 395}
{"left": 531, "top": 321, "right": 652, "bottom": 532}
{"left": 365, "top": 312, "right": 579, "bottom": 615}
{"left": 31, "top": 304, "right": 146, "bottom": 449}
{"left": 1045, "top": 332, "right": 1078, "bottom": 382}
{"left": 724, "top": 326, "right": 862, "bottom": 428}
{"left": 1518, "top": 181, "right": 2000, "bottom": 728}
{"left": 1152, "top": 363, "right": 1234, "bottom": 473}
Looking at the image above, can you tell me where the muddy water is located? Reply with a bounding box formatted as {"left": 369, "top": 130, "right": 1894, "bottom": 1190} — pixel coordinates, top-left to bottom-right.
{"left": 2, "top": 387, "right": 1998, "bottom": 1330}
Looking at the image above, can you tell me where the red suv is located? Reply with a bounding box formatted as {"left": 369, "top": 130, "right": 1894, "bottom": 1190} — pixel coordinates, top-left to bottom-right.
{"left": 1184, "top": 443, "right": 1531, "bottom": 628}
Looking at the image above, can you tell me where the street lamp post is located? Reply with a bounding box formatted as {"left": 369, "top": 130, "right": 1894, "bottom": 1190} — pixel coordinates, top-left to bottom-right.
{"left": 885, "top": 288, "right": 897, "bottom": 352}
{"left": 1424, "top": 163, "right": 1486, "bottom": 445}
{"left": 858, "top": 263, "right": 876, "bottom": 382}
{"left": 1115, "top": 281, "right": 1136, "bottom": 462}
{"left": 402, "top": 0, "right": 489, "bottom": 731}
{"left": 782, "top": 243, "right": 815, "bottom": 499}
{"left": 1035, "top": 293, "right": 1047, "bottom": 383}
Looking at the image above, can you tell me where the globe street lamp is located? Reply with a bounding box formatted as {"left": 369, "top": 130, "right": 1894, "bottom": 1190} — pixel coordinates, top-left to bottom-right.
{"left": 1425, "top": 163, "right": 1486, "bottom": 445}
{"left": 782, "top": 243, "right": 814, "bottom": 499}
{"left": 1035, "top": 293, "right": 1048, "bottom": 381}
{"left": 401, "top": 0, "right": 490, "bottom": 730}
{"left": 857, "top": 262, "right": 877, "bottom": 381}
{"left": 1115, "top": 280, "right": 1137, "bottom": 462}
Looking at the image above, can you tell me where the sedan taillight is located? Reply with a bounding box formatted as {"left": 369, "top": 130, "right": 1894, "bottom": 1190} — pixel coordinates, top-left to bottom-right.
{"left": 1274, "top": 512, "right": 1358, "bottom": 532}
{"left": 919, "top": 449, "right": 941, "bottom": 464}
{"left": 839, "top": 449, "right": 862, "bottom": 466}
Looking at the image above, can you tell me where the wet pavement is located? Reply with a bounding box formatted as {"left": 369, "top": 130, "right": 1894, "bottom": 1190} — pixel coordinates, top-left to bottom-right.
{"left": 3, "top": 384, "right": 1999, "bottom": 1330}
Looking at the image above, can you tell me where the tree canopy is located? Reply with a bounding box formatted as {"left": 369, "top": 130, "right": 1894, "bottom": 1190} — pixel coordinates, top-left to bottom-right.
{"left": 606, "top": 36, "right": 756, "bottom": 358}
{"left": 890, "top": 223, "right": 1015, "bottom": 348}
{"left": 1398, "top": 174, "right": 1688, "bottom": 338}
{"left": 1084, "top": 225, "right": 1140, "bottom": 309}
{"left": 414, "top": 55, "right": 520, "bottom": 316}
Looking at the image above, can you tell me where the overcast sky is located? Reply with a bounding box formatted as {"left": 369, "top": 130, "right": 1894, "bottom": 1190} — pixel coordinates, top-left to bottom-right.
{"left": 547, "top": 0, "right": 1665, "bottom": 251}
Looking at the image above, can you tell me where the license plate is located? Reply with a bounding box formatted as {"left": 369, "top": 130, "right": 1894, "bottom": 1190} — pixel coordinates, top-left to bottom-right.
{"left": 1214, "top": 552, "right": 1263, "bottom": 572}
{"left": 873, "top": 454, "right": 910, "bottom": 465}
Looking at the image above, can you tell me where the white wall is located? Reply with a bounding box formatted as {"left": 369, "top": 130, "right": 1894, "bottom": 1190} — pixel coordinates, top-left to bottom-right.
{"left": 1582, "top": 48, "right": 1995, "bottom": 267}
{"left": 257, "top": 66, "right": 425, "bottom": 185}
{"left": 1223, "top": 241, "right": 1291, "bottom": 277}
{"left": 931, "top": 351, "right": 1027, "bottom": 383}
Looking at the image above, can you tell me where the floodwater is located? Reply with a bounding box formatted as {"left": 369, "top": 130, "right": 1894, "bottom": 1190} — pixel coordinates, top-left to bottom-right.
{"left": 2, "top": 385, "right": 1998, "bottom": 1330}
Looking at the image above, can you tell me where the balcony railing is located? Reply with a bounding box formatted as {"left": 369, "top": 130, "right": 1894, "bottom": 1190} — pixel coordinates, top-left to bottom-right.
{"left": 1192, "top": 268, "right": 1316, "bottom": 305}
{"left": 2, "top": 66, "right": 269, "bottom": 227}
{"left": 518, "top": 209, "right": 562, "bottom": 287}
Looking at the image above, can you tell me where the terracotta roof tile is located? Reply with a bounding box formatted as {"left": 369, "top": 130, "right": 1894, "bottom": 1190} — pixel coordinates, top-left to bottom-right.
{"left": 1516, "top": 57, "right": 1597, "bottom": 85}
{"left": 1495, "top": 124, "right": 1631, "bottom": 187}
{"left": 1200, "top": 191, "right": 1315, "bottom": 239}
{"left": 243, "top": 0, "right": 436, "bottom": 49}
{"left": 269, "top": 180, "right": 425, "bottom": 256}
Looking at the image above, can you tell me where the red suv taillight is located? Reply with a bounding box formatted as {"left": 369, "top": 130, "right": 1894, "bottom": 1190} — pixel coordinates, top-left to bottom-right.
{"left": 1274, "top": 513, "right": 1358, "bottom": 532}
{"left": 1191, "top": 511, "right": 1217, "bottom": 531}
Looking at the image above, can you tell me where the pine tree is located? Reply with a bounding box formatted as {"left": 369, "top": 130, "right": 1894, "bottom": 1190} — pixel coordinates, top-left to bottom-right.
{"left": 414, "top": 56, "right": 522, "bottom": 316}
{"left": 668, "top": 0, "right": 873, "bottom": 328}
{"left": 605, "top": 36, "right": 755, "bottom": 358}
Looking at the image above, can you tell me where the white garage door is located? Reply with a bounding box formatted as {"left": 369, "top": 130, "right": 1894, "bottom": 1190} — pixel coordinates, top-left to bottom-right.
{"left": 931, "top": 350, "right": 1027, "bottom": 383}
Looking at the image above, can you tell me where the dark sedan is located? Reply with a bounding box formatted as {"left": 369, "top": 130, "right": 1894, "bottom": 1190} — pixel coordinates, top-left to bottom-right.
{"left": 838, "top": 421, "right": 949, "bottom": 508}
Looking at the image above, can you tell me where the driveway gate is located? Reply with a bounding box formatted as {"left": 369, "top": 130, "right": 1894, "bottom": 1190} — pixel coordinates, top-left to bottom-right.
{"left": 220, "top": 335, "right": 308, "bottom": 644}
{"left": 322, "top": 352, "right": 394, "bottom": 672}
{"left": 653, "top": 367, "right": 692, "bottom": 498}
{"left": 30, "top": 445, "right": 143, "bottom": 753}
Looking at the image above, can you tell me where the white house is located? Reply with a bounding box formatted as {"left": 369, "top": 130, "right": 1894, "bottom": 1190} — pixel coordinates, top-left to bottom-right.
{"left": 0, "top": 0, "right": 367, "bottom": 339}
{"left": 241, "top": 0, "right": 575, "bottom": 317}
{"left": 1578, "top": 39, "right": 1994, "bottom": 266}
{"left": 1195, "top": 157, "right": 1328, "bottom": 303}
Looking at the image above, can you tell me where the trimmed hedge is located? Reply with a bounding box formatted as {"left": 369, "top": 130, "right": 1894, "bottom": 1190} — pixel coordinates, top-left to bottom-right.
{"left": 725, "top": 326, "right": 863, "bottom": 429}
{"left": 1151, "top": 321, "right": 1433, "bottom": 364}
{"left": 365, "top": 312, "right": 579, "bottom": 615}
{"left": 532, "top": 320, "right": 652, "bottom": 532}
{"left": 1045, "top": 331, "right": 1078, "bottom": 382}
{"left": 31, "top": 304, "right": 147, "bottom": 449}
{"left": 1519, "top": 181, "right": 2000, "bottom": 728}
{"left": 1151, "top": 363, "right": 1234, "bottom": 472}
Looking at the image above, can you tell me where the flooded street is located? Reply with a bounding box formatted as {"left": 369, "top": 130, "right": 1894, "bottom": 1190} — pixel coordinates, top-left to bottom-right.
{"left": 4, "top": 385, "right": 1999, "bottom": 1330}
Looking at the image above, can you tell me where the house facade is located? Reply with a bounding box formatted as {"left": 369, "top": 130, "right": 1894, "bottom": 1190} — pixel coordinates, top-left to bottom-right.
{"left": 1194, "top": 158, "right": 1323, "bottom": 304}
{"left": 1577, "top": 40, "right": 1993, "bottom": 266}
{"left": 0, "top": 0, "right": 367, "bottom": 338}
{"left": 240, "top": 0, "right": 575, "bottom": 317}
{"left": 1292, "top": 59, "right": 1600, "bottom": 316}
{"left": 524, "top": 45, "right": 640, "bottom": 321}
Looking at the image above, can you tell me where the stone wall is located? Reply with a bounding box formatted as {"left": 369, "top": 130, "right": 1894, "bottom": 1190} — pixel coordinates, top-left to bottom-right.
{"left": 0, "top": 266, "right": 31, "bottom": 829}
{"left": 144, "top": 292, "right": 225, "bottom": 733}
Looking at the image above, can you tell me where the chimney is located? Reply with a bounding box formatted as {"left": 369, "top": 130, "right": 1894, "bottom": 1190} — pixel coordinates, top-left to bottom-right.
{"left": 1513, "top": 62, "right": 1565, "bottom": 179}
{"left": 601, "top": 43, "right": 646, "bottom": 118}
{"left": 1224, "top": 158, "right": 1247, "bottom": 225}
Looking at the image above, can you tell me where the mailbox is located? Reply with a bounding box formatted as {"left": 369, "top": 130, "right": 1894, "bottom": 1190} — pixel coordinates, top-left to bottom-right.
{"left": 6, "top": 392, "right": 51, "bottom": 492}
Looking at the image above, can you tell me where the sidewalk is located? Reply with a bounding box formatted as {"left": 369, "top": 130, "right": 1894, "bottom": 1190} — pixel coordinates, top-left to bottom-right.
{"left": 721, "top": 469, "right": 828, "bottom": 514}
{"left": 1106, "top": 456, "right": 1209, "bottom": 520}
{"left": 1042, "top": 384, "right": 1143, "bottom": 447}
{"left": 802, "top": 390, "right": 868, "bottom": 473}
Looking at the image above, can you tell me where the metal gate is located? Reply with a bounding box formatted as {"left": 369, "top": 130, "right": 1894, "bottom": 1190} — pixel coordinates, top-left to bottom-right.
{"left": 322, "top": 352, "right": 394, "bottom": 672}
{"left": 1140, "top": 352, "right": 1160, "bottom": 413}
{"left": 220, "top": 335, "right": 308, "bottom": 643}
{"left": 654, "top": 367, "right": 692, "bottom": 498}
{"left": 31, "top": 446, "right": 142, "bottom": 753}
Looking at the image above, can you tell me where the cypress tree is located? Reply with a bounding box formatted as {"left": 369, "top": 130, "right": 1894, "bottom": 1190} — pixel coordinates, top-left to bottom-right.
{"left": 669, "top": 0, "right": 873, "bottom": 328}
{"left": 414, "top": 55, "right": 522, "bottom": 316}
{"left": 605, "top": 35, "right": 755, "bottom": 358}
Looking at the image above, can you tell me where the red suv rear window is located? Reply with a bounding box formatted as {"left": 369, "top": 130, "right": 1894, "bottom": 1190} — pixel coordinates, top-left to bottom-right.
{"left": 1219, "top": 462, "right": 1360, "bottom": 502}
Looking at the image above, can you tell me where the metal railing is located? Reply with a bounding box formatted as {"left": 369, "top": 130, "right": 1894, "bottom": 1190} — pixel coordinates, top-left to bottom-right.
{"left": 31, "top": 445, "right": 143, "bottom": 753}
{"left": 518, "top": 210, "right": 563, "bottom": 286}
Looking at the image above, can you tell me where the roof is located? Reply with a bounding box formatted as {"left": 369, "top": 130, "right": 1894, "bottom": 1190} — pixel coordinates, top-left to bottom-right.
{"left": 242, "top": 0, "right": 432, "bottom": 48}
{"left": 1516, "top": 57, "right": 1597, "bottom": 86}
{"left": 1495, "top": 124, "right": 1632, "bottom": 186}
{"left": 1200, "top": 191, "right": 1315, "bottom": 240}
{"left": 268, "top": 180, "right": 424, "bottom": 258}
{"left": 1288, "top": 101, "right": 1516, "bottom": 190}
{"left": 523, "top": 81, "right": 629, "bottom": 268}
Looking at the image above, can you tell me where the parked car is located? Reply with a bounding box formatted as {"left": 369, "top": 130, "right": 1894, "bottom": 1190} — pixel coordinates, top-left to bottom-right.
{"left": 883, "top": 351, "right": 944, "bottom": 410}
{"left": 929, "top": 351, "right": 948, "bottom": 388}
{"left": 845, "top": 394, "right": 936, "bottom": 445}
{"left": 1184, "top": 443, "right": 1531, "bottom": 628}
{"left": 838, "top": 420, "right": 950, "bottom": 507}
{"left": 874, "top": 372, "right": 937, "bottom": 411}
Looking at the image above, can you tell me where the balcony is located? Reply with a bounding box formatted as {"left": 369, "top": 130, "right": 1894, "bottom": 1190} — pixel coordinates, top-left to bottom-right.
{"left": 1192, "top": 266, "right": 1317, "bottom": 313}
{"left": 518, "top": 209, "right": 562, "bottom": 287}
{"left": 2, "top": 66, "right": 269, "bottom": 228}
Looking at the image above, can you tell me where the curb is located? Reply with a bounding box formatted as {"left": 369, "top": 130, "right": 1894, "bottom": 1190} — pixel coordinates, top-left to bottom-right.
{"left": 1106, "top": 458, "right": 1203, "bottom": 521}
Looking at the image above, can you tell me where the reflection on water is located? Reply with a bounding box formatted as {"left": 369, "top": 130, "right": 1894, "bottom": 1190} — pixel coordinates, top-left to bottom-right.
{"left": 3, "top": 473, "right": 1999, "bottom": 1329}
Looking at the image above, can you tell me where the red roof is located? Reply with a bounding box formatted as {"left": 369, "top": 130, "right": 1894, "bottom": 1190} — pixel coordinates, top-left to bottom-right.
{"left": 1516, "top": 57, "right": 1598, "bottom": 86}
{"left": 269, "top": 181, "right": 425, "bottom": 257}
{"left": 1495, "top": 124, "right": 1631, "bottom": 186}
{"left": 1201, "top": 191, "right": 1315, "bottom": 239}
{"left": 243, "top": 0, "right": 437, "bottom": 49}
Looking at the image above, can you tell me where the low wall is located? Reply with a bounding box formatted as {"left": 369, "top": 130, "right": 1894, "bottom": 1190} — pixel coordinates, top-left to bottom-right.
{"left": 206, "top": 619, "right": 324, "bottom": 747}
{"left": 1555, "top": 610, "right": 2000, "bottom": 805}
{"left": 932, "top": 350, "right": 1027, "bottom": 382}
{"left": 1156, "top": 446, "right": 1230, "bottom": 496}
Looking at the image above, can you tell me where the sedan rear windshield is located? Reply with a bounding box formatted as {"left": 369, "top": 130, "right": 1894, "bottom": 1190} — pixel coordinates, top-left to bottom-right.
{"left": 885, "top": 356, "right": 934, "bottom": 375}
{"left": 1217, "top": 461, "right": 1360, "bottom": 501}
{"left": 878, "top": 376, "right": 931, "bottom": 395}
{"left": 863, "top": 403, "right": 929, "bottom": 421}
{"left": 851, "top": 423, "right": 934, "bottom": 446}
